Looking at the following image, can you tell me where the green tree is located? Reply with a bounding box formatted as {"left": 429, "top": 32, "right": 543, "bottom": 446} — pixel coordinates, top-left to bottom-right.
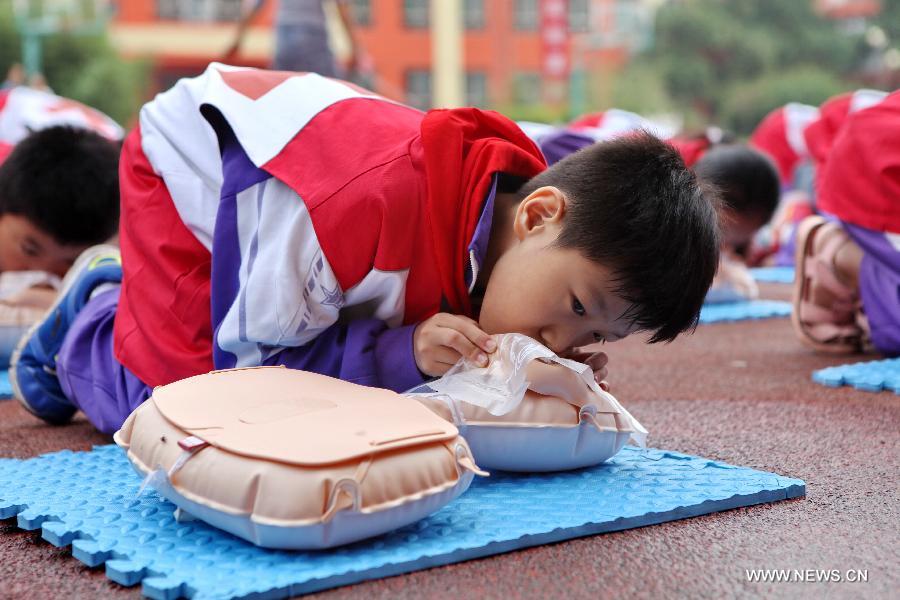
{"left": 63, "top": 53, "right": 149, "bottom": 126}
{"left": 874, "top": 0, "right": 900, "bottom": 42}
{"left": 0, "top": 6, "right": 147, "bottom": 126}
{"left": 610, "top": 60, "right": 675, "bottom": 117}
{"left": 727, "top": 0, "right": 859, "bottom": 69}
{"left": 619, "top": 0, "right": 877, "bottom": 135}
{"left": 41, "top": 33, "right": 149, "bottom": 125}
{"left": 0, "top": 2, "right": 21, "bottom": 71}
{"left": 720, "top": 67, "right": 850, "bottom": 134}
{"left": 651, "top": 1, "right": 776, "bottom": 117}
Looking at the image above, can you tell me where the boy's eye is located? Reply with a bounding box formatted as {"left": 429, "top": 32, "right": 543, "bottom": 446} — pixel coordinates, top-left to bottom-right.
{"left": 20, "top": 244, "right": 40, "bottom": 258}
{"left": 593, "top": 332, "right": 606, "bottom": 344}
{"left": 572, "top": 297, "right": 586, "bottom": 316}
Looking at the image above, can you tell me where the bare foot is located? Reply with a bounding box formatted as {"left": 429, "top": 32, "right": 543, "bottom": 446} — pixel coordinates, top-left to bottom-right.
{"left": 808, "top": 223, "right": 860, "bottom": 325}
{"left": 834, "top": 237, "right": 863, "bottom": 289}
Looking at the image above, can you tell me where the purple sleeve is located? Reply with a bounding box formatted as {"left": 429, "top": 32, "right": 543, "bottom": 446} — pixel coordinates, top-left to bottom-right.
{"left": 262, "top": 319, "right": 426, "bottom": 393}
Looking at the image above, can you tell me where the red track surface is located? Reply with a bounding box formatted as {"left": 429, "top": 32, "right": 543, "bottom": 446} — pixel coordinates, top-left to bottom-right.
{"left": 0, "top": 284, "right": 897, "bottom": 599}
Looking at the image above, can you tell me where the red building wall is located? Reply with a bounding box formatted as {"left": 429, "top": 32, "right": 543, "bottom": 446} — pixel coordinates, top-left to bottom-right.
{"left": 354, "top": 1, "right": 627, "bottom": 107}
{"left": 110, "top": 1, "right": 629, "bottom": 108}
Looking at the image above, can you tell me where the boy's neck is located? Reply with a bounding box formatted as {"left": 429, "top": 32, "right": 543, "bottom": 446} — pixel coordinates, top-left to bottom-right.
{"left": 472, "top": 192, "right": 517, "bottom": 300}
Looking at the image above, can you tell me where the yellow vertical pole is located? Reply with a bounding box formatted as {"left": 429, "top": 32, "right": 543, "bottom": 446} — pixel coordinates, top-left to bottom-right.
{"left": 431, "top": 0, "right": 465, "bottom": 107}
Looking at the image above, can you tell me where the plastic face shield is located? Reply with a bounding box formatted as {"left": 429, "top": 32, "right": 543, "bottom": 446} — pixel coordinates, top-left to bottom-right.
{"left": 407, "top": 333, "right": 647, "bottom": 448}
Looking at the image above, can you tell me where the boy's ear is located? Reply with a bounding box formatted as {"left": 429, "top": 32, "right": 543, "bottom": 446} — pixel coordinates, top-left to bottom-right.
{"left": 513, "top": 186, "right": 567, "bottom": 240}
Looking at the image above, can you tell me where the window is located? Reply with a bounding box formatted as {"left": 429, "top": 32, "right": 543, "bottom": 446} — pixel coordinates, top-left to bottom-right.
{"left": 404, "top": 0, "right": 429, "bottom": 28}
{"left": 405, "top": 69, "right": 432, "bottom": 109}
{"left": 464, "top": 0, "right": 485, "bottom": 29}
{"left": 157, "top": 0, "right": 179, "bottom": 19}
{"left": 613, "top": 0, "right": 653, "bottom": 51}
{"left": 512, "top": 72, "right": 541, "bottom": 105}
{"left": 514, "top": 0, "right": 539, "bottom": 31}
{"left": 615, "top": 1, "right": 635, "bottom": 34}
{"left": 349, "top": 0, "right": 371, "bottom": 26}
{"left": 569, "top": 0, "right": 590, "bottom": 33}
{"left": 157, "top": 0, "right": 241, "bottom": 22}
{"left": 465, "top": 71, "right": 488, "bottom": 106}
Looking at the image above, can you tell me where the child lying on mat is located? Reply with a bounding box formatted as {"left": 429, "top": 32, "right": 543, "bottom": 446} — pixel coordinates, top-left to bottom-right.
{"left": 0, "top": 126, "right": 121, "bottom": 365}
{"left": 693, "top": 145, "right": 780, "bottom": 302}
{"left": 749, "top": 92, "right": 892, "bottom": 270}
{"left": 10, "top": 64, "right": 720, "bottom": 433}
{"left": 0, "top": 87, "right": 123, "bottom": 365}
{"left": 747, "top": 102, "right": 819, "bottom": 268}
{"left": 791, "top": 89, "right": 900, "bottom": 358}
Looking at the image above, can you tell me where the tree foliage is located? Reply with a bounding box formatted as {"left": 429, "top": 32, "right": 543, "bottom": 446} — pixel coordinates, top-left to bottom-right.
{"left": 874, "top": 0, "right": 900, "bottom": 42}
{"left": 617, "top": 0, "right": 884, "bottom": 135}
{"left": 610, "top": 59, "right": 674, "bottom": 117}
{"left": 721, "top": 67, "right": 848, "bottom": 135}
{"left": 0, "top": 5, "right": 147, "bottom": 126}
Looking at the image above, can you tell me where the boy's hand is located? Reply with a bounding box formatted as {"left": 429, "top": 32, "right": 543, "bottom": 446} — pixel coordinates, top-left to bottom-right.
{"left": 413, "top": 313, "right": 497, "bottom": 377}
{"left": 563, "top": 348, "right": 611, "bottom": 392}
{"left": 714, "top": 254, "right": 759, "bottom": 300}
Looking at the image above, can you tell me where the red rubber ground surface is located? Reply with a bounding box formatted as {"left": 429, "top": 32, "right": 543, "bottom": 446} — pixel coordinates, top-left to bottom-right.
{"left": 0, "top": 284, "right": 897, "bottom": 599}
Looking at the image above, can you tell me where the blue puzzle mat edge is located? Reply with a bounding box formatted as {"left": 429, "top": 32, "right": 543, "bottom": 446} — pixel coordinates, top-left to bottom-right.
{"left": 699, "top": 300, "right": 792, "bottom": 324}
{"left": 750, "top": 266, "right": 795, "bottom": 284}
{"left": 0, "top": 444, "right": 805, "bottom": 599}
{"left": 812, "top": 357, "right": 900, "bottom": 394}
{"left": 0, "top": 370, "right": 11, "bottom": 398}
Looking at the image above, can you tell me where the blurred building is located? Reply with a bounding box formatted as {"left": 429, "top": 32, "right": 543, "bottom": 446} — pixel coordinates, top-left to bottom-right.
{"left": 109, "top": 1, "right": 660, "bottom": 108}
{"left": 110, "top": 0, "right": 275, "bottom": 91}
{"left": 350, "top": 0, "right": 660, "bottom": 109}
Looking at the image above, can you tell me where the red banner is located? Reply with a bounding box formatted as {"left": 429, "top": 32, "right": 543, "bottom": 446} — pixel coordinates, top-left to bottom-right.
{"left": 540, "top": 0, "right": 570, "bottom": 81}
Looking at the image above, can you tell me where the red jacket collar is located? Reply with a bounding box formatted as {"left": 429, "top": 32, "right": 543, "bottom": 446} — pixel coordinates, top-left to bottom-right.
{"left": 419, "top": 108, "right": 547, "bottom": 316}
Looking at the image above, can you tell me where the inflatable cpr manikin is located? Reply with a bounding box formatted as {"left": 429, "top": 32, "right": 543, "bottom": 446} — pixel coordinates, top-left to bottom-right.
{"left": 114, "top": 366, "right": 485, "bottom": 550}
{"left": 409, "top": 334, "right": 648, "bottom": 472}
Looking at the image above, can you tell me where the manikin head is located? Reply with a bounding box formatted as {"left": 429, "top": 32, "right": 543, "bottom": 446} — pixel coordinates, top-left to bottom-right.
{"left": 478, "top": 132, "right": 721, "bottom": 355}
{"left": 0, "top": 126, "right": 120, "bottom": 277}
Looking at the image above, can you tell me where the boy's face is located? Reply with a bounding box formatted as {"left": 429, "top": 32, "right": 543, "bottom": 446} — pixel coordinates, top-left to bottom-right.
{"left": 479, "top": 187, "right": 640, "bottom": 355}
{"left": 720, "top": 208, "right": 765, "bottom": 256}
{"left": 0, "top": 213, "right": 85, "bottom": 277}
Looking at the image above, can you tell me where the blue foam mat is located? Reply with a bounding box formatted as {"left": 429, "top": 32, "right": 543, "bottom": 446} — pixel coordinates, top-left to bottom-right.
{"left": 750, "top": 266, "right": 795, "bottom": 284}
{"left": 699, "top": 300, "right": 792, "bottom": 323}
{"left": 812, "top": 357, "right": 900, "bottom": 394}
{"left": 0, "top": 445, "right": 804, "bottom": 599}
{"left": 0, "top": 370, "right": 11, "bottom": 398}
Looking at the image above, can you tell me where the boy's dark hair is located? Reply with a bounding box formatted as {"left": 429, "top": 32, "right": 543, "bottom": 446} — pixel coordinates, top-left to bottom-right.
{"left": 0, "top": 125, "right": 120, "bottom": 245}
{"left": 694, "top": 144, "right": 780, "bottom": 225}
{"left": 517, "top": 131, "right": 721, "bottom": 343}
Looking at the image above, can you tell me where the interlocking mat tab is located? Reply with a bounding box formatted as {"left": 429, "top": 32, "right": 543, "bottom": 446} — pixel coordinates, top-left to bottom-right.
{"left": 699, "top": 300, "right": 792, "bottom": 324}
{"left": 812, "top": 357, "right": 900, "bottom": 394}
{"left": 0, "top": 445, "right": 804, "bottom": 599}
{"left": 750, "top": 267, "right": 795, "bottom": 284}
{"left": 0, "top": 371, "right": 11, "bottom": 398}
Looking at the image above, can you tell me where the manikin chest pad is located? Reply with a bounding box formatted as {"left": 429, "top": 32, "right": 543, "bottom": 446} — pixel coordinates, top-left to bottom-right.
{"left": 409, "top": 334, "right": 648, "bottom": 472}
{"left": 114, "top": 366, "right": 485, "bottom": 550}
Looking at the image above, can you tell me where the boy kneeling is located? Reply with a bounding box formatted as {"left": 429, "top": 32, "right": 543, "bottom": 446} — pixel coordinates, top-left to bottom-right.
{"left": 12, "top": 65, "right": 720, "bottom": 432}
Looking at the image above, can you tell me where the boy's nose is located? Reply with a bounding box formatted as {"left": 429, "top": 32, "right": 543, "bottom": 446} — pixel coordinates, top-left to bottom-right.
{"left": 539, "top": 329, "right": 577, "bottom": 355}
{"left": 536, "top": 331, "right": 560, "bottom": 354}
{"left": 561, "top": 331, "right": 600, "bottom": 355}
